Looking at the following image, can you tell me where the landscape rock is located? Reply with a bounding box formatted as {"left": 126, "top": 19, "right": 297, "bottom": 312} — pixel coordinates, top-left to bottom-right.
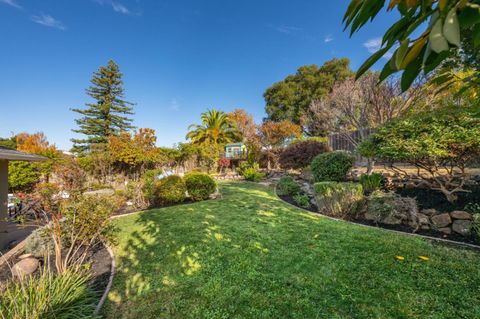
{"left": 452, "top": 220, "right": 472, "bottom": 236}
{"left": 416, "top": 213, "right": 430, "bottom": 225}
{"left": 450, "top": 211, "right": 472, "bottom": 220}
{"left": 431, "top": 213, "right": 452, "bottom": 228}
{"left": 382, "top": 216, "right": 402, "bottom": 225}
{"left": 11, "top": 257, "right": 39, "bottom": 278}
{"left": 421, "top": 209, "right": 438, "bottom": 217}
{"left": 438, "top": 227, "right": 452, "bottom": 235}
{"left": 18, "top": 253, "right": 34, "bottom": 260}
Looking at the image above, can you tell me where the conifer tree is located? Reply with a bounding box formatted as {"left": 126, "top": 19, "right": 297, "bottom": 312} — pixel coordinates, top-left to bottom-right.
{"left": 71, "top": 60, "right": 134, "bottom": 152}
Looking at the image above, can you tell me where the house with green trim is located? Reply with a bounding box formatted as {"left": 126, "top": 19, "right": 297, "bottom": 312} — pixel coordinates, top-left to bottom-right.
{"left": 224, "top": 143, "right": 247, "bottom": 160}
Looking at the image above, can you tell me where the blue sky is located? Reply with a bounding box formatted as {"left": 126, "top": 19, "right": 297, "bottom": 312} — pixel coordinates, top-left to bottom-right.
{"left": 0, "top": 0, "right": 396, "bottom": 150}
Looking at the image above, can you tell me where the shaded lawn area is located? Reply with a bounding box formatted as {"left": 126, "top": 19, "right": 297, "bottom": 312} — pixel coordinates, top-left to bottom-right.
{"left": 104, "top": 182, "right": 480, "bottom": 319}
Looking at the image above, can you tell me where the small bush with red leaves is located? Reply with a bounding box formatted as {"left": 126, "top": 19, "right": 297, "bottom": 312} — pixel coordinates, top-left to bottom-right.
{"left": 279, "top": 140, "right": 330, "bottom": 170}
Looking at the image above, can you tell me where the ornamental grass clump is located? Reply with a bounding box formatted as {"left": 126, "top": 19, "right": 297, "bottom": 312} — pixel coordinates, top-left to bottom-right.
{"left": 0, "top": 268, "right": 97, "bottom": 319}
{"left": 314, "top": 182, "right": 363, "bottom": 218}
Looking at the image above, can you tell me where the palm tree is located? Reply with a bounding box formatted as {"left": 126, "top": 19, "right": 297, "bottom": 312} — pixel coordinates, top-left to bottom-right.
{"left": 186, "top": 109, "right": 239, "bottom": 145}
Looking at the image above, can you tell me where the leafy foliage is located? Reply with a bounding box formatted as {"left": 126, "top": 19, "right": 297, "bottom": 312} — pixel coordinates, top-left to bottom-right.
{"left": 54, "top": 157, "right": 87, "bottom": 198}
{"left": 359, "top": 173, "right": 384, "bottom": 194}
{"left": 264, "top": 59, "right": 353, "bottom": 129}
{"left": 293, "top": 192, "right": 311, "bottom": 208}
{"left": 0, "top": 268, "right": 97, "bottom": 319}
{"left": 363, "top": 107, "right": 480, "bottom": 202}
{"left": 154, "top": 175, "right": 187, "bottom": 205}
{"left": 184, "top": 172, "right": 217, "bottom": 201}
{"left": 366, "top": 191, "right": 419, "bottom": 225}
{"left": 71, "top": 60, "right": 134, "bottom": 152}
{"left": 258, "top": 120, "right": 302, "bottom": 149}
{"left": 311, "top": 151, "right": 355, "bottom": 182}
{"left": 343, "top": 0, "right": 480, "bottom": 91}
{"left": 108, "top": 128, "right": 160, "bottom": 178}
{"left": 314, "top": 182, "right": 364, "bottom": 218}
{"left": 240, "top": 162, "right": 265, "bottom": 182}
{"left": 142, "top": 169, "right": 163, "bottom": 204}
{"left": 279, "top": 140, "right": 330, "bottom": 170}
{"left": 276, "top": 176, "right": 302, "bottom": 196}
{"left": 186, "top": 109, "right": 240, "bottom": 145}
{"left": 8, "top": 161, "right": 40, "bottom": 192}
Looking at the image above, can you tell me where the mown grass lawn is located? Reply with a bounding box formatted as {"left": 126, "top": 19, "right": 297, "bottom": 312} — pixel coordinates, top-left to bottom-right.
{"left": 104, "top": 182, "right": 480, "bottom": 319}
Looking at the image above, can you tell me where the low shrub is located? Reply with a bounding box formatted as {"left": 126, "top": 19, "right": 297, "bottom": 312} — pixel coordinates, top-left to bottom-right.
{"left": 293, "top": 192, "right": 311, "bottom": 208}
{"left": 359, "top": 172, "right": 383, "bottom": 194}
{"left": 142, "top": 169, "right": 163, "bottom": 203}
{"left": 184, "top": 172, "right": 217, "bottom": 201}
{"left": 311, "top": 151, "right": 355, "bottom": 182}
{"left": 465, "top": 202, "right": 480, "bottom": 215}
{"left": 243, "top": 168, "right": 265, "bottom": 182}
{"left": 276, "top": 176, "right": 301, "bottom": 196}
{"left": 366, "top": 191, "right": 418, "bottom": 225}
{"left": 279, "top": 140, "right": 330, "bottom": 170}
{"left": 314, "top": 182, "right": 363, "bottom": 218}
{"left": 240, "top": 162, "right": 265, "bottom": 182}
{"left": 0, "top": 269, "right": 97, "bottom": 319}
{"left": 154, "top": 175, "right": 187, "bottom": 205}
{"left": 25, "top": 226, "right": 55, "bottom": 258}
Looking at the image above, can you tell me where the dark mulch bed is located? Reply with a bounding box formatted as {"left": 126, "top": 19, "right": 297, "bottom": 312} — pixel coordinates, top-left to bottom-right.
{"left": 277, "top": 192, "right": 480, "bottom": 247}
{"left": 395, "top": 184, "right": 480, "bottom": 212}
{"left": 278, "top": 194, "right": 318, "bottom": 213}
{"left": 113, "top": 198, "right": 211, "bottom": 217}
{"left": 354, "top": 219, "right": 480, "bottom": 246}
{"left": 0, "top": 243, "right": 112, "bottom": 298}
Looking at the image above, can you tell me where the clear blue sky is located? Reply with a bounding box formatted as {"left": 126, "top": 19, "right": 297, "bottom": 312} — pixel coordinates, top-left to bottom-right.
{"left": 0, "top": 0, "right": 396, "bottom": 150}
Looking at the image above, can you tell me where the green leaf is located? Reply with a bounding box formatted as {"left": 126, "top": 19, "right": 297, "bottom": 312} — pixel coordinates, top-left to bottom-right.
{"left": 474, "top": 24, "right": 480, "bottom": 48}
{"left": 401, "top": 50, "right": 424, "bottom": 91}
{"left": 458, "top": 6, "right": 480, "bottom": 27}
{"left": 379, "top": 60, "right": 397, "bottom": 82}
{"left": 356, "top": 47, "right": 390, "bottom": 80}
{"left": 395, "top": 39, "right": 410, "bottom": 69}
{"left": 343, "top": 0, "right": 363, "bottom": 24}
{"left": 423, "top": 50, "right": 449, "bottom": 73}
{"left": 429, "top": 18, "right": 449, "bottom": 53}
{"left": 443, "top": 8, "right": 461, "bottom": 46}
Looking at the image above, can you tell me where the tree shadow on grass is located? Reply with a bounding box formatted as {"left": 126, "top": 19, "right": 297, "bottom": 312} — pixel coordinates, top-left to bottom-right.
{"left": 103, "top": 182, "right": 480, "bottom": 319}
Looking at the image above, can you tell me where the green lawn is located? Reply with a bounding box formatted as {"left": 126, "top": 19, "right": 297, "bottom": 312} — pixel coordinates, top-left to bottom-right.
{"left": 104, "top": 182, "right": 480, "bottom": 319}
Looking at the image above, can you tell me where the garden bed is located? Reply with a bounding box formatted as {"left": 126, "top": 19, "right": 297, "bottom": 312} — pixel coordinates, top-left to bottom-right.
{"left": 0, "top": 242, "right": 113, "bottom": 303}
{"left": 276, "top": 185, "right": 480, "bottom": 247}
{"left": 277, "top": 194, "right": 317, "bottom": 213}
{"left": 396, "top": 184, "right": 480, "bottom": 212}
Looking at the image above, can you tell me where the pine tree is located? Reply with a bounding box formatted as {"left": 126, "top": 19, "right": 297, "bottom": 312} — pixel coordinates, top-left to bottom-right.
{"left": 71, "top": 60, "right": 134, "bottom": 153}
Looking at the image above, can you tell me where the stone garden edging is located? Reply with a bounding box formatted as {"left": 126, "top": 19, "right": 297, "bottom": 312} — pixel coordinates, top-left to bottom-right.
{"left": 273, "top": 184, "right": 480, "bottom": 251}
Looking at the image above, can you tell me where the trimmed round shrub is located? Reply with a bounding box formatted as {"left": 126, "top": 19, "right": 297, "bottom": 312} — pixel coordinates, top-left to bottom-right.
{"left": 311, "top": 151, "right": 355, "bottom": 182}
{"left": 276, "top": 176, "right": 301, "bottom": 196}
{"left": 184, "top": 172, "right": 217, "bottom": 201}
{"left": 279, "top": 140, "right": 330, "bottom": 170}
{"left": 154, "top": 175, "right": 186, "bottom": 205}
